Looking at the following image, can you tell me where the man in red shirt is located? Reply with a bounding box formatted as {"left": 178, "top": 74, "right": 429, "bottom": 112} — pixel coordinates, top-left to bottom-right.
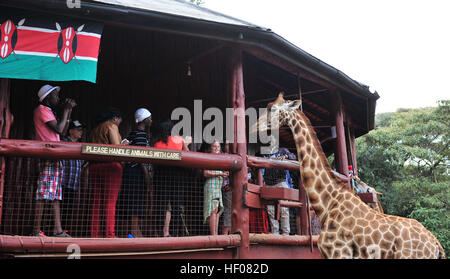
{"left": 32, "top": 84, "right": 76, "bottom": 237}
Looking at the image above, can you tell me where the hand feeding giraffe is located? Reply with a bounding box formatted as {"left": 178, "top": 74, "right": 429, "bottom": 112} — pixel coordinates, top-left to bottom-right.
{"left": 253, "top": 93, "right": 445, "bottom": 259}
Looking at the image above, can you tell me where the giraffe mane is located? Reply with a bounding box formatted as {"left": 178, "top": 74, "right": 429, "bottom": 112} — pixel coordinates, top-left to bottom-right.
{"left": 294, "top": 108, "right": 350, "bottom": 193}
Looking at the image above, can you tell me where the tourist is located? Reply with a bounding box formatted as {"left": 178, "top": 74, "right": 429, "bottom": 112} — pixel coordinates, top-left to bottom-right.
{"left": 152, "top": 119, "right": 190, "bottom": 237}
{"left": 60, "top": 120, "right": 85, "bottom": 236}
{"left": 263, "top": 147, "right": 295, "bottom": 235}
{"left": 89, "top": 107, "right": 123, "bottom": 238}
{"left": 32, "top": 84, "right": 76, "bottom": 237}
{"left": 117, "top": 108, "right": 152, "bottom": 238}
{"left": 203, "top": 141, "right": 229, "bottom": 235}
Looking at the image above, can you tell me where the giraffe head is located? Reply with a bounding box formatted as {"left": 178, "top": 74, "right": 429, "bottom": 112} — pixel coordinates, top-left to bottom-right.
{"left": 251, "top": 92, "right": 302, "bottom": 134}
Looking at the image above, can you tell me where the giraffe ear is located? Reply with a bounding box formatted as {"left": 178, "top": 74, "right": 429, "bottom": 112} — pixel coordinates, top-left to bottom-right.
{"left": 288, "top": 100, "right": 302, "bottom": 110}
{"left": 273, "top": 92, "right": 286, "bottom": 105}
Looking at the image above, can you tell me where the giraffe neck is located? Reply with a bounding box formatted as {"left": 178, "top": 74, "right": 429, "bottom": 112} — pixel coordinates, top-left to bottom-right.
{"left": 287, "top": 110, "right": 349, "bottom": 224}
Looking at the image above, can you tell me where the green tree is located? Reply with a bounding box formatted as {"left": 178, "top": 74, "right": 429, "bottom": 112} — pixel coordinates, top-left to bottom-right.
{"left": 356, "top": 100, "right": 449, "bottom": 256}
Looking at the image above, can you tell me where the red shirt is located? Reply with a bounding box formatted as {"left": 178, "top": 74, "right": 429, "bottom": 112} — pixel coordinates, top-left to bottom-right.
{"left": 154, "top": 136, "right": 183, "bottom": 150}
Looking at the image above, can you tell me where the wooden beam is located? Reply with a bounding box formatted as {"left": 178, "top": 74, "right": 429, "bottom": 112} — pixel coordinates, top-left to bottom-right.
{"left": 303, "top": 110, "right": 324, "bottom": 124}
{"left": 248, "top": 89, "right": 329, "bottom": 107}
{"left": 243, "top": 47, "right": 338, "bottom": 91}
{"left": 249, "top": 234, "right": 319, "bottom": 246}
{"left": 278, "top": 200, "right": 303, "bottom": 208}
{"left": 244, "top": 183, "right": 303, "bottom": 209}
{"left": 260, "top": 186, "right": 300, "bottom": 202}
{"left": 334, "top": 91, "right": 350, "bottom": 189}
{"left": 0, "top": 234, "right": 241, "bottom": 254}
{"left": 0, "top": 139, "right": 243, "bottom": 171}
{"left": 247, "top": 155, "right": 299, "bottom": 171}
{"left": 301, "top": 97, "right": 331, "bottom": 117}
{"left": 186, "top": 43, "right": 225, "bottom": 64}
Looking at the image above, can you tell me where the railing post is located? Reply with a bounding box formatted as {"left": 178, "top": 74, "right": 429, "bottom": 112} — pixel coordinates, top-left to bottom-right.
{"left": 298, "top": 178, "right": 309, "bottom": 235}
{"left": 0, "top": 78, "right": 12, "bottom": 226}
{"left": 347, "top": 122, "right": 358, "bottom": 176}
{"left": 228, "top": 46, "right": 249, "bottom": 259}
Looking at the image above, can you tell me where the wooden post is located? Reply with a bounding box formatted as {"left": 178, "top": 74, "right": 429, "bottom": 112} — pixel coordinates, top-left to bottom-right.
{"left": 257, "top": 169, "right": 263, "bottom": 186}
{"left": 0, "top": 78, "right": 13, "bottom": 226}
{"left": 334, "top": 92, "right": 350, "bottom": 188}
{"left": 228, "top": 46, "right": 249, "bottom": 259}
{"left": 298, "top": 178, "right": 309, "bottom": 235}
{"left": 348, "top": 124, "right": 358, "bottom": 176}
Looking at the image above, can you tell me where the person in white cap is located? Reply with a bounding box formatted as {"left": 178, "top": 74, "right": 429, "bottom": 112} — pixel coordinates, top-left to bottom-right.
{"left": 135, "top": 108, "right": 152, "bottom": 125}
{"left": 117, "top": 108, "right": 152, "bottom": 238}
{"left": 32, "top": 84, "right": 76, "bottom": 238}
{"left": 121, "top": 108, "right": 152, "bottom": 145}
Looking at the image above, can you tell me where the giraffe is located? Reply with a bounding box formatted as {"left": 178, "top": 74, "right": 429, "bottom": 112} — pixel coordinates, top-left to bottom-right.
{"left": 352, "top": 176, "right": 384, "bottom": 213}
{"left": 253, "top": 93, "right": 445, "bottom": 259}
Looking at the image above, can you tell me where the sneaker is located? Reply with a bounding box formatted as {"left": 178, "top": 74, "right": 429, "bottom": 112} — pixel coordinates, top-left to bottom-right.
{"left": 128, "top": 233, "right": 135, "bottom": 238}
{"left": 32, "top": 231, "right": 47, "bottom": 237}
{"left": 54, "top": 231, "right": 71, "bottom": 237}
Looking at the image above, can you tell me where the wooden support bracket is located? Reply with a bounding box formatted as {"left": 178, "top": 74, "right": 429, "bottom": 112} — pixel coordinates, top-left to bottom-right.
{"left": 244, "top": 183, "right": 303, "bottom": 220}
{"left": 260, "top": 186, "right": 299, "bottom": 201}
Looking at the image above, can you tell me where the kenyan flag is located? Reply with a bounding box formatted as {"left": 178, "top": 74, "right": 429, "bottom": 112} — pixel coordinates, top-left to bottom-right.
{"left": 0, "top": 7, "right": 103, "bottom": 83}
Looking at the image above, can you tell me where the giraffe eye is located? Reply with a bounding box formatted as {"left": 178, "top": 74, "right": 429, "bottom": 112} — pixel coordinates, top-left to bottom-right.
{"left": 289, "top": 100, "right": 301, "bottom": 109}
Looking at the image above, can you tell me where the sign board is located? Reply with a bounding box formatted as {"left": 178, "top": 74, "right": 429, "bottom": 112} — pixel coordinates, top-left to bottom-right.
{"left": 81, "top": 145, "right": 182, "bottom": 160}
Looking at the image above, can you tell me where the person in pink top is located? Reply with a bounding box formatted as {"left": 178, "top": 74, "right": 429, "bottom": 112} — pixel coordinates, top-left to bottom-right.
{"left": 152, "top": 119, "right": 190, "bottom": 237}
{"left": 32, "top": 84, "right": 76, "bottom": 237}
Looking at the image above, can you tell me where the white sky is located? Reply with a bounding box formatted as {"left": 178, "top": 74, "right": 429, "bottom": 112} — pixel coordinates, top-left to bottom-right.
{"left": 203, "top": 0, "right": 450, "bottom": 113}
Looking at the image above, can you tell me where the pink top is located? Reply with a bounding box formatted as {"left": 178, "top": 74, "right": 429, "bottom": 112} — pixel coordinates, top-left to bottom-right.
{"left": 34, "top": 105, "right": 59, "bottom": 142}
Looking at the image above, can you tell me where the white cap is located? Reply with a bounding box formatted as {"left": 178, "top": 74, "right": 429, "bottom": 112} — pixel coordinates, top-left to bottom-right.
{"left": 134, "top": 108, "right": 151, "bottom": 123}
{"left": 37, "top": 84, "right": 60, "bottom": 102}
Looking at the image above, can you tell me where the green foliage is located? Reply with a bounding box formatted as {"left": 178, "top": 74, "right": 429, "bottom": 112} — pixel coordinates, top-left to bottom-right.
{"left": 356, "top": 100, "right": 449, "bottom": 257}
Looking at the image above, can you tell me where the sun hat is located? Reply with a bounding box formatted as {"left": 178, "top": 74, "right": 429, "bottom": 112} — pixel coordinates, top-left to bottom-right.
{"left": 37, "top": 84, "right": 60, "bottom": 102}
{"left": 134, "top": 108, "right": 151, "bottom": 123}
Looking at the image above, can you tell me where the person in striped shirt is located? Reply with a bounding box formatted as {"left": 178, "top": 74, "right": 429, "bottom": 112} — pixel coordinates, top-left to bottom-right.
{"left": 117, "top": 108, "right": 152, "bottom": 238}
